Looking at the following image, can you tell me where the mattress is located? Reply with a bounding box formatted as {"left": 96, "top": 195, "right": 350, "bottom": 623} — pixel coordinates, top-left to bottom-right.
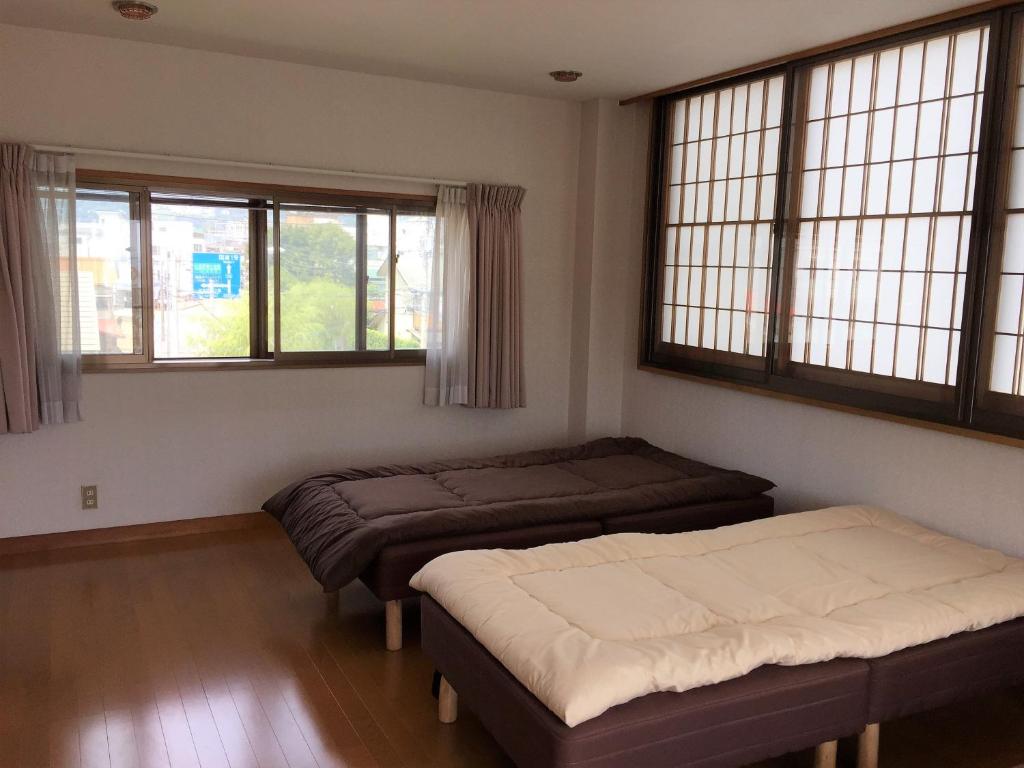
{"left": 262, "top": 437, "right": 774, "bottom": 592}
{"left": 410, "top": 505, "right": 1024, "bottom": 727}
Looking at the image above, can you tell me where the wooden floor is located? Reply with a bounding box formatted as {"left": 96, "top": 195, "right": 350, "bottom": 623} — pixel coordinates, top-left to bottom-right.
{"left": 1, "top": 523, "right": 1022, "bottom": 768}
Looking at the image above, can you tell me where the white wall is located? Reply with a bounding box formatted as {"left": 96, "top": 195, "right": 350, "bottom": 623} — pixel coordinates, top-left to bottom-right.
{"left": 0, "top": 24, "right": 582, "bottom": 537}
{"left": 622, "top": 372, "right": 1024, "bottom": 557}
{"left": 5, "top": 23, "right": 1022, "bottom": 556}
{"left": 567, "top": 99, "right": 641, "bottom": 441}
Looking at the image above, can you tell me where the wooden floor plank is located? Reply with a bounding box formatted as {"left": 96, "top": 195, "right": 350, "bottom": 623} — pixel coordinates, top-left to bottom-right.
{"left": 79, "top": 713, "right": 112, "bottom": 768}
{"left": 2, "top": 525, "right": 1023, "bottom": 768}
{"left": 49, "top": 717, "right": 83, "bottom": 768}
{"left": 130, "top": 705, "right": 172, "bottom": 768}
{"left": 105, "top": 709, "right": 141, "bottom": 768}
{"left": 223, "top": 678, "right": 292, "bottom": 768}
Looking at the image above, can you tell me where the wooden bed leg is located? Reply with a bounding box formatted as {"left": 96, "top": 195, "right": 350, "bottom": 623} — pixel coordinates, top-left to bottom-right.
{"left": 438, "top": 676, "right": 458, "bottom": 723}
{"left": 813, "top": 740, "right": 837, "bottom": 768}
{"left": 857, "top": 723, "right": 880, "bottom": 768}
{"left": 385, "top": 600, "right": 402, "bottom": 651}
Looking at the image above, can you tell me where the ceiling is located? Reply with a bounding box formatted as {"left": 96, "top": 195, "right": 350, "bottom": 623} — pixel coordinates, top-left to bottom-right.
{"left": 0, "top": 0, "right": 982, "bottom": 100}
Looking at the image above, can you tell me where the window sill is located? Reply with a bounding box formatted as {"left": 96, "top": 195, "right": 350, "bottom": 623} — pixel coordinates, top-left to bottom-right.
{"left": 636, "top": 361, "right": 1024, "bottom": 451}
{"left": 83, "top": 352, "right": 426, "bottom": 373}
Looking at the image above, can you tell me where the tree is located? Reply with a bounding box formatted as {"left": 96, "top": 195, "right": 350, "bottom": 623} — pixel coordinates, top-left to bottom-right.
{"left": 187, "top": 291, "right": 251, "bottom": 357}
{"left": 278, "top": 220, "right": 356, "bottom": 284}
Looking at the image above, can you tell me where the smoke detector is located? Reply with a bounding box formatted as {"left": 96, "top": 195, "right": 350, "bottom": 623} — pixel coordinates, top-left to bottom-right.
{"left": 550, "top": 70, "right": 583, "bottom": 83}
{"left": 112, "top": 1, "right": 158, "bottom": 20}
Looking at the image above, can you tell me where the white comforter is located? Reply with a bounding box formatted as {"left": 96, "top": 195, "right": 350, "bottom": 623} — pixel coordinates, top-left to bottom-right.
{"left": 410, "top": 506, "right": 1024, "bottom": 727}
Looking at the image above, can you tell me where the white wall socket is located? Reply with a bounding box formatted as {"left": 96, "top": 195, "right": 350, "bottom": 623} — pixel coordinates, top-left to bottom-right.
{"left": 81, "top": 485, "right": 98, "bottom": 510}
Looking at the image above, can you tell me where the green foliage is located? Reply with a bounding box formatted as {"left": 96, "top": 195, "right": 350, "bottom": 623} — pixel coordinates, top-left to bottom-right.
{"left": 366, "top": 327, "right": 421, "bottom": 350}
{"left": 279, "top": 277, "right": 356, "bottom": 351}
{"left": 187, "top": 292, "right": 250, "bottom": 357}
{"left": 365, "top": 326, "right": 389, "bottom": 351}
{"left": 188, "top": 277, "right": 358, "bottom": 355}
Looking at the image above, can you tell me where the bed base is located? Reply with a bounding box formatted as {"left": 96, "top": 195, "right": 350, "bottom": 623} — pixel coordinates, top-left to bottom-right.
{"left": 436, "top": 674, "right": 852, "bottom": 768}
{"left": 433, "top": 675, "right": 846, "bottom": 768}
{"left": 362, "top": 494, "right": 774, "bottom": 650}
{"left": 424, "top": 597, "right": 1024, "bottom": 768}
{"left": 422, "top": 596, "right": 866, "bottom": 768}
{"left": 856, "top": 617, "right": 1024, "bottom": 767}
{"left": 435, "top": 673, "right": 844, "bottom": 767}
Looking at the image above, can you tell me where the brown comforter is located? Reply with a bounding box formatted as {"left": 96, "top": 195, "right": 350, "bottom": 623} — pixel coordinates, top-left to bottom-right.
{"left": 262, "top": 437, "right": 775, "bottom": 592}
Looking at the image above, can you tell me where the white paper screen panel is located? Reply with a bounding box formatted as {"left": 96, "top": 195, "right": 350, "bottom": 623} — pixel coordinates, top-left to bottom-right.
{"left": 661, "top": 75, "right": 785, "bottom": 357}
{"left": 990, "top": 32, "right": 1024, "bottom": 396}
{"left": 791, "top": 26, "right": 988, "bottom": 385}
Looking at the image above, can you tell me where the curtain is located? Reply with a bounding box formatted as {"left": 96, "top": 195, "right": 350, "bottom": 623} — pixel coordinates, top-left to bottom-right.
{"left": 0, "top": 144, "right": 80, "bottom": 434}
{"left": 34, "top": 152, "right": 80, "bottom": 425}
{"left": 424, "top": 186, "right": 471, "bottom": 406}
{"left": 466, "top": 183, "right": 526, "bottom": 409}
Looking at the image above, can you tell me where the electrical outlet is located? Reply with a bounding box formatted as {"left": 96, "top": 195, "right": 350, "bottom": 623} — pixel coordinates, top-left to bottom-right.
{"left": 81, "top": 485, "right": 98, "bottom": 510}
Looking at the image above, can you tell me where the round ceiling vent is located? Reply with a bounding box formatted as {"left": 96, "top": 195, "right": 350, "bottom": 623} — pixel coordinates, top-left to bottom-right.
{"left": 112, "top": 1, "right": 159, "bottom": 20}
{"left": 550, "top": 70, "right": 583, "bottom": 83}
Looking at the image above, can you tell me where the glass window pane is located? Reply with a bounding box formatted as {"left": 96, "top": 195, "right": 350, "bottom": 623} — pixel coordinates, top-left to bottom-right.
{"left": 277, "top": 207, "right": 358, "bottom": 353}
{"left": 151, "top": 200, "right": 250, "bottom": 359}
{"left": 394, "top": 214, "right": 435, "bottom": 349}
{"left": 366, "top": 212, "right": 391, "bottom": 350}
{"left": 75, "top": 187, "right": 142, "bottom": 355}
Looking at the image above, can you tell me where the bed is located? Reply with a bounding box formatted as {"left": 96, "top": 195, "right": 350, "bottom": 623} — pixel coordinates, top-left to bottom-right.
{"left": 263, "top": 437, "right": 775, "bottom": 649}
{"left": 411, "top": 505, "right": 1024, "bottom": 768}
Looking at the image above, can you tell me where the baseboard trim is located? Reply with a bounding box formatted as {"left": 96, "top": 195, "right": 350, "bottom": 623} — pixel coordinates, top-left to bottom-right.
{"left": 0, "top": 512, "right": 275, "bottom": 557}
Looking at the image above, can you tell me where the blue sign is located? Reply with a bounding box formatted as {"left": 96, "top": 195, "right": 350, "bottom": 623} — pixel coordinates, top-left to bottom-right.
{"left": 192, "top": 252, "right": 241, "bottom": 299}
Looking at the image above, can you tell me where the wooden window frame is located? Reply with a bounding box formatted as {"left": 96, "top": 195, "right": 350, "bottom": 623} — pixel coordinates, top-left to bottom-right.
{"left": 640, "top": 4, "right": 1024, "bottom": 441}
{"left": 972, "top": 9, "right": 1024, "bottom": 434}
{"left": 650, "top": 70, "right": 791, "bottom": 384}
{"left": 75, "top": 182, "right": 150, "bottom": 367}
{"left": 77, "top": 170, "right": 434, "bottom": 372}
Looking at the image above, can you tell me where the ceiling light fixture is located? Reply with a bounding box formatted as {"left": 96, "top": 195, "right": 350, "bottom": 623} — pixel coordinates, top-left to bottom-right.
{"left": 112, "top": 1, "right": 159, "bottom": 21}
{"left": 549, "top": 70, "right": 582, "bottom": 83}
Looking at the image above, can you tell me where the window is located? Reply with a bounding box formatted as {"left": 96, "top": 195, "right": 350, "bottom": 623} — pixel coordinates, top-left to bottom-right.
{"left": 659, "top": 75, "right": 784, "bottom": 370}
{"left": 783, "top": 26, "right": 987, "bottom": 402}
{"left": 151, "top": 195, "right": 253, "bottom": 359}
{"left": 77, "top": 174, "right": 434, "bottom": 370}
{"left": 275, "top": 205, "right": 390, "bottom": 354}
{"left": 75, "top": 186, "right": 143, "bottom": 360}
{"left": 394, "top": 213, "right": 436, "bottom": 349}
{"left": 977, "top": 12, "right": 1024, "bottom": 432}
{"left": 642, "top": 6, "right": 1024, "bottom": 441}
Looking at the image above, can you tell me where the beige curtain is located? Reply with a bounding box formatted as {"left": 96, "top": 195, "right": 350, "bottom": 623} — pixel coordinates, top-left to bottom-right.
{"left": 0, "top": 145, "right": 38, "bottom": 433}
{"left": 466, "top": 183, "right": 526, "bottom": 409}
{"left": 0, "top": 144, "right": 80, "bottom": 434}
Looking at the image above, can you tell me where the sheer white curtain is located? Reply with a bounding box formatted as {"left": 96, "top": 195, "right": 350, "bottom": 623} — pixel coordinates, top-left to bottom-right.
{"left": 1, "top": 146, "right": 80, "bottom": 433}
{"left": 33, "top": 152, "right": 81, "bottom": 424}
{"left": 423, "top": 185, "right": 471, "bottom": 406}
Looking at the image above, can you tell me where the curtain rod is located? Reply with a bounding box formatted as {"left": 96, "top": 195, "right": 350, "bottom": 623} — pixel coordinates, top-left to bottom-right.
{"left": 31, "top": 143, "right": 468, "bottom": 188}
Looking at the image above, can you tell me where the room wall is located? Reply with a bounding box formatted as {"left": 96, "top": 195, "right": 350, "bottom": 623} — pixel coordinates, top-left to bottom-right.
{"left": 622, "top": 372, "right": 1024, "bottom": 557}
{"left": 0, "top": 24, "right": 582, "bottom": 537}
{"left": 6, "top": 23, "right": 1020, "bottom": 557}
{"left": 567, "top": 102, "right": 599, "bottom": 441}
{"left": 610, "top": 102, "right": 1024, "bottom": 558}
{"left": 567, "top": 99, "right": 640, "bottom": 442}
